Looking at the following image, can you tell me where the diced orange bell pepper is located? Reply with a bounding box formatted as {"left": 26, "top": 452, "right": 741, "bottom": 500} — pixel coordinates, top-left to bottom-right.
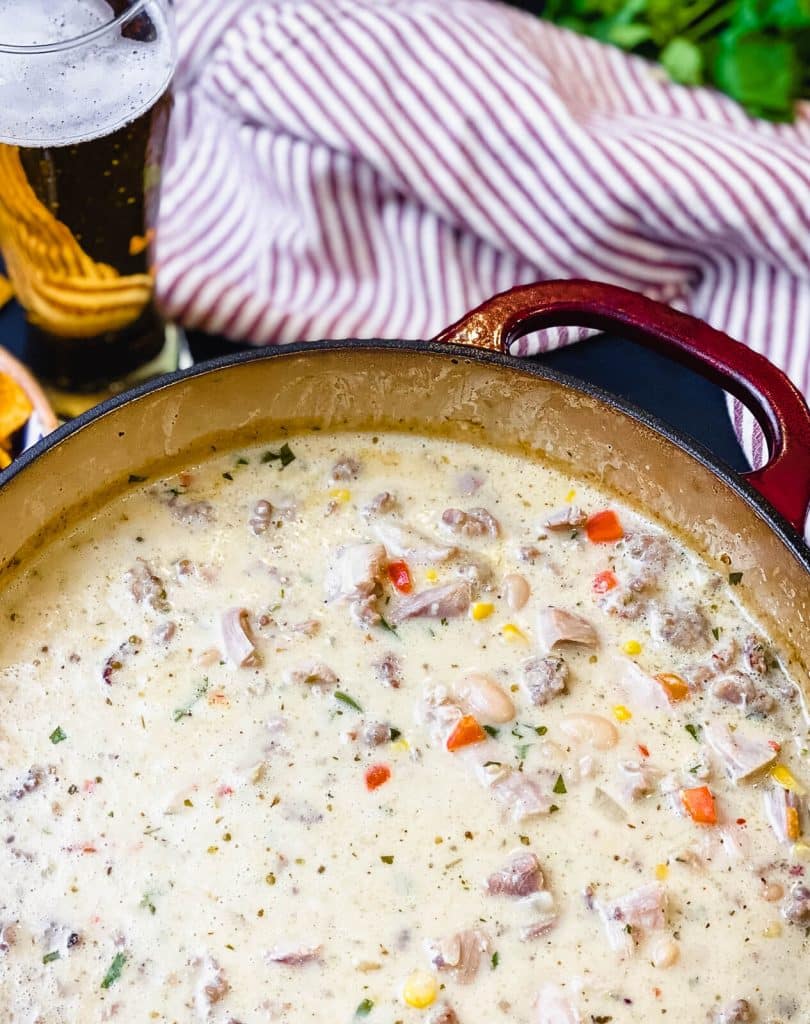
{"left": 446, "top": 715, "right": 487, "bottom": 752}
{"left": 365, "top": 764, "right": 391, "bottom": 791}
{"left": 586, "top": 510, "right": 624, "bottom": 543}
{"left": 682, "top": 786, "right": 717, "bottom": 825}
{"left": 656, "top": 672, "right": 690, "bottom": 703}
{"left": 592, "top": 569, "right": 618, "bottom": 594}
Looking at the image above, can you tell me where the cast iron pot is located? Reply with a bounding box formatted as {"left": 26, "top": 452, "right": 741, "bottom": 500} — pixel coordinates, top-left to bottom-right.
{"left": 2, "top": 281, "right": 809, "bottom": 692}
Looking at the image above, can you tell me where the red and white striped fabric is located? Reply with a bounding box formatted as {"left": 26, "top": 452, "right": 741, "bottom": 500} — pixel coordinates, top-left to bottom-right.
{"left": 156, "top": 0, "right": 810, "bottom": 477}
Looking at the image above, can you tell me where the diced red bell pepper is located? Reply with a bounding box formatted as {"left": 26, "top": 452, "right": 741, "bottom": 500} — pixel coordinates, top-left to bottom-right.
{"left": 682, "top": 786, "right": 717, "bottom": 825}
{"left": 387, "top": 560, "right": 413, "bottom": 594}
{"left": 365, "top": 764, "right": 391, "bottom": 791}
{"left": 446, "top": 715, "right": 487, "bottom": 752}
{"left": 586, "top": 510, "right": 624, "bottom": 543}
{"left": 592, "top": 569, "right": 619, "bottom": 594}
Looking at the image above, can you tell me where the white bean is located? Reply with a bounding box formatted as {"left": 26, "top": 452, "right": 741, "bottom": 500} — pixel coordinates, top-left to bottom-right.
{"left": 455, "top": 672, "right": 516, "bottom": 724}
{"left": 558, "top": 713, "right": 619, "bottom": 751}
{"left": 650, "top": 937, "right": 680, "bottom": 968}
{"left": 504, "top": 573, "right": 531, "bottom": 612}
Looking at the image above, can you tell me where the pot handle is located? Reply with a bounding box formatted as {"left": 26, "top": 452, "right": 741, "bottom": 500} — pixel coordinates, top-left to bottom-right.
{"left": 434, "top": 279, "right": 810, "bottom": 536}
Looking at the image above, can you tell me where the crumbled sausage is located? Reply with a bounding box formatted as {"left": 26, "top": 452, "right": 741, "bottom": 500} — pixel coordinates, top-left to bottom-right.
{"left": 9, "top": 766, "right": 45, "bottom": 800}
{"left": 375, "top": 653, "right": 402, "bottom": 689}
{"left": 782, "top": 883, "right": 810, "bottom": 925}
{"left": 743, "top": 634, "right": 769, "bottom": 675}
{"left": 522, "top": 656, "right": 568, "bottom": 706}
{"left": 711, "top": 671, "right": 774, "bottom": 714}
{"left": 363, "top": 491, "right": 396, "bottom": 517}
{"left": 428, "top": 1003, "right": 460, "bottom": 1024}
{"left": 441, "top": 508, "right": 500, "bottom": 539}
{"left": 651, "top": 603, "right": 710, "bottom": 650}
{"left": 361, "top": 722, "right": 392, "bottom": 747}
{"left": 168, "top": 495, "right": 215, "bottom": 525}
{"left": 330, "top": 457, "right": 361, "bottom": 481}
{"left": 125, "top": 559, "right": 169, "bottom": 613}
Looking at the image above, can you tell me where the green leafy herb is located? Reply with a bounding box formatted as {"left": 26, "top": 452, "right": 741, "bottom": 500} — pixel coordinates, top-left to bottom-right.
{"left": 42, "top": 950, "right": 61, "bottom": 964}
{"left": 685, "top": 723, "right": 702, "bottom": 742}
{"left": 491, "top": 951, "right": 500, "bottom": 969}
{"left": 549, "top": 804, "right": 560, "bottom": 813}
{"left": 49, "top": 726, "right": 67, "bottom": 745}
{"left": 539, "top": 1, "right": 810, "bottom": 121}
{"left": 516, "top": 743, "right": 532, "bottom": 761}
{"left": 128, "top": 474, "right": 147, "bottom": 484}
{"left": 173, "top": 678, "right": 209, "bottom": 722}
{"left": 378, "top": 615, "right": 399, "bottom": 637}
{"left": 553, "top": 773, "right": 567, "bottom": 795}
{"left": 222, "top": 471, "right": 234, "bottom": 481}
{"left": 711, "top": 626, "right": 722, "bottom": 641}
{"left": 534, "top": 725, "right": 548, "bottom": 736}
{"left": 140, "top": 893, "right": 156, "bottom": 915}
{"left": 236, "top": 457, "right": 249, "bottom": 466}
{"left": 356, "top": 999, "right": 374, "bottom": 1017}
{"left": 335, "top": 691, "right": 363, "bottom": 712}
{"left": 389, "top": 728, "right": 402, "bottom": 742}
{"left": 483, "top": 725, "right": 499, "bottom": 738}
{"left": 483, "top": 760, "right": 502, "bottom": 767}
{"left": 101, "top": 952, "right": 126, "bottom": 990}
{"left": 729, "top": 571, "right": 744, "bottom": 585}
{"left": 261, "top": 442, "right": 296, "bottom": 468}
{"left": 380, "top": 855, "right": 394, "bottom": 864}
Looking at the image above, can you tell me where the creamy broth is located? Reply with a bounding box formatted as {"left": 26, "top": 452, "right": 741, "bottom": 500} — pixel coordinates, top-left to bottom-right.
{"left": 1, "top": 432, "right": 808, "bottom": 1024}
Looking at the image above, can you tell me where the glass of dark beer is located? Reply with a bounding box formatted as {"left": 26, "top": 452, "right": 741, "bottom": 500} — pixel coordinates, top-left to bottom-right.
{"left": 0, "top": 0, "right": 178, "bottom": 401}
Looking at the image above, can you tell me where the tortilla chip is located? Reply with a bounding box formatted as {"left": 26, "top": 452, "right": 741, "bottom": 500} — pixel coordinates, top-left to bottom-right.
{"left": 0, "top": 444, "right": 11, "bottom": 470}
{"left": 0, "top": 274, "right": 12, "bottom": 310}
{"left": 0, "top": 372, "right": 32, "bottom": 457}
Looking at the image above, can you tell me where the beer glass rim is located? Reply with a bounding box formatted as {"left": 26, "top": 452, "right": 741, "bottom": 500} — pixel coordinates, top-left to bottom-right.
{"left": 0, "top": 0, "right": 162, "bottom": 55}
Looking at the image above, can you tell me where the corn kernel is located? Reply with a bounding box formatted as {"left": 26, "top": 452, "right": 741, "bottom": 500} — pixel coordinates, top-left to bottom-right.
{"left": 403, "top": 970, "right": 438, "bottom": 1009}
{"left": 771, "top": 763, "right": 806, "bottom": 794}
{"left": 762, "top": 921, "right": 782, "bottom": 939}
{"left": 565, "top": 489, "right": 576, "bottom": 502}
{"left": 791, "top": 842, "right": 810, "bottom": 862}
{"left": 622, "top": 639, "right": 642, "bottom": 656}
{"left": 655, "top": 863, "right": 669, "bottom": 881}
{"left": 471, "top": 601, "right": 494, "bottom": 621}
{"left": 392, "top": 738, "right": 410, "bottom": 753}
{"left": 329, "top": 488, "right": 351, "bottom": 503}
{"left": 425, "top": 568, "right": 439, "bottom": 582}
{"left": 501, "top": 623, "right": 527, "bottom": 643}
{"left": 613, "top": 704, "right": 632, "bottom": 722}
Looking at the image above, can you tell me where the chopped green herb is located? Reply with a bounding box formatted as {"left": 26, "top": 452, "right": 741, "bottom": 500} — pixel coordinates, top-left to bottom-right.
{"left": 236, "top": 457, "right": 249, "bottom": 466}
{"left": 711, "top": 626, "right": 721, "bottom": 641}
{"left": 483, "top": 760, "right": 502, "bottom": 767}
{"left": 491, "top": 951, "right": 500, "bottom": 969}
{"left": 516, "top": 743, "right": 532, "bottom": 761}
{"left": 222, "top": 471, "right": 234, "bottom": 481}
{"left": 42, "top": 951, "right": 60, "bottom": 964}
{"left": 549, "top": 804, "right": 560, "bottom": 813}
{"left": 483, "top": 725, "right": 499, "bottom": 738}
{"left": 128, "top": 474, "right": 147, "bottom": 484}
{"left": 519, "top": 835, "right": 530, "bottom": 845}
{"left": 335, "top": 691, "right": 363, "bottom": 712}
{"left": 356, "top": 999, "right": 374, "bottom": 1017}
{"left": 173, "top": 678, "right": 209, "bottom": 722}
{"left": 440, "top": 617, "right": 449, "bottom": 626}
{"left": 378, "top": 616, "right": 399, "bottom": 637}
{"left": 553, "top": 774, "right": 567, "bottom": 795}
{"left": 49, "top": 726, "right": 67, "bottom": 745}
{"left": 729, "top": 571, "right": 743, "bottom": 585}
{"left": 140, "top": 893, "right": 156, "bottom": 915}
{"left": 380, "top": 855, "right": 394, "bottom": 865}
{"left": 261, "top": 443, "right": 296, "bottom": 468}
{"left": 100, "top": 952, "right": 126, "bottom": 990}
{"left": 534, "top": 725, "right": 548, "bottom": 736}
{"left": 389, "top": 728, "right": 402, "bottom": 742}
{"left": 685, "top": 723, "right": 702, "bottom": 742}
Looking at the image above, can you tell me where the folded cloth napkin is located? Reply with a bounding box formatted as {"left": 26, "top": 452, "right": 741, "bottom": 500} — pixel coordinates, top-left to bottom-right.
{"left": 157, "top": 0, "right": 810, "bottom": 477}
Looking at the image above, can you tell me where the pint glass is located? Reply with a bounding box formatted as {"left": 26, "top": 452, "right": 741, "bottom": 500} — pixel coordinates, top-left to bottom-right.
{"left": 0, "top": 0, "right": 177, "bottom": 393}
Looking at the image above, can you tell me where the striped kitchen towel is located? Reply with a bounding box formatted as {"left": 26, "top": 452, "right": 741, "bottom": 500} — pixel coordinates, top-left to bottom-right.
{"left": 156, "top": 0, "right": 810, "bottom": 473}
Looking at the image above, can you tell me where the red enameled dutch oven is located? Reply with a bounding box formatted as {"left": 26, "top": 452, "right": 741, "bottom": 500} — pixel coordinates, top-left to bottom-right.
{"left": 1, "top": 280, "right": 809, "bottom": 692}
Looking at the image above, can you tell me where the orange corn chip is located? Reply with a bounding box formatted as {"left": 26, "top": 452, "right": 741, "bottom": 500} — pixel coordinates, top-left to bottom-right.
{"left": 0, "top": 372, "right": 32, "bottom": 457}
{"left": 0, "top": 274, "right": 13, "bottom": 310}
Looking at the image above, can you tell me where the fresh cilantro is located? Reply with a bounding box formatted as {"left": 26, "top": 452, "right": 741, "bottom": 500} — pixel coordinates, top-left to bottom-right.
{"left": 389, "top": 728, "right": 402, "bottom": 742}
{"left": 49, "top": 726, "right": 67, "bottom": 744}
{"left": 712, "top": 626, "right": 721, "bottom": 641}
{"left": 539, "top": 1, "right": 810, "bottom": 122}
{"left": 140, "top": 893, "right": 156, "bottom": 915}
{"left": 128, "top": 474, "right": 147, "bottom": 484}
{"left": 262, "top": 443, "right": 296, "bottom": 468}
{"left": 553, "top": 773, "right": 567, "bottom": 795}
{"left": 729, "top": 571, "right": 743, "bottom": 585}
{"left": 534, "top": 725, "right": 548, "bottom": 736}
{"left": 516, "top": 743, "right": 532, "bottom": 761}
{"left": 42, "top": 951, "right": 60, "bottom": 964}
{"left": 173, "top": 678, "right": 209, "bottom": 722}
{"left": 483, "top": 725, "right": 499, "bottom": 738}
{"left": 491, "top": 951, "right": 499, "bottom": 969}
{"left": 378, "top": 616, "right": 399, "bottom": 637}
{"left": 356, "top": 999, "right": 374, "bottom": 1017}
{"left": 549, "top": 804, "right": 560, "bottom": 813}
{"left": 222, "top": 472, "right": 234, "bottom": 481}
{"left": 380, "top": 854, "right": 394, "bottom": 864}
{"left": 236, "top": 457, "right": 249, "bottom": 466}
{"left": 101, "top": 952, "right": 126, "bottom": 989}
{"left": 685, "top": 723, "right": 702, "bottom": 742}
{"left": 335, "top": 691, "right": 362, "bottom": 712}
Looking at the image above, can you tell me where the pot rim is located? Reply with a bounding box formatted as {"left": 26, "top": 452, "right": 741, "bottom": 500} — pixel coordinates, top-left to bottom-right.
{"left": 3, "top": 337, "right": 808, "bottom": 572}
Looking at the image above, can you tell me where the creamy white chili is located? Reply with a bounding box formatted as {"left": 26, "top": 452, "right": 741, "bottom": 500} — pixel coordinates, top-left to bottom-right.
{"left": 1, "top": 432, "right": 808, "bottom": 1024}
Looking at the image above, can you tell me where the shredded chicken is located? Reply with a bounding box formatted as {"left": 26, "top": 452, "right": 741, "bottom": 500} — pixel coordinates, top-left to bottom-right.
{"left": 283, "top": 661, "right": 338, "bottom": 688}
{"left": 617, "top": 760, "right": 660, "bottom": 802}
{"left": 711, "top": 671, "right": 774, "bottom": 714}
{"left": 427, "top": 928, "right": 491, "bottom": 984}
{"left": 485, "top": 852, "right": 545, "bottom": 897}
{"left": 536, "top": 607, "right": 598, "bottom": 652}
{"left": 534, "top": 983, "right": 581, "bottom": 1024}
{"left": 330, "top": 456, "right": 361, "bottom": 481}
{"left": 325, "top": 543, "right": 387, "bottom": 626}
{"left": 704, "top": 722, "right": 777, "bottom": 782}
{"left": 193, "top": 955, "right": 230, "bottom": 1018}
{"left": 372, "top": 520, "right": 456, "bottom": 564}
{"left": 391, "top": 580, "right": 472, "bottom": 624}
{"left": 441, "top": 507, "right": 500, "bottom": 539}
{"left": 266, "top": 945, "right": 322, "bottom": 965}
{"left": 762, "top": 786, "right": 802, "bottom": 845}
{"left": 522, "top": 655, "right": 568, "bottom": 706}
{"left": 597, "top": 882, "right": 667, "bottom": 956}
{"left": 221, "top": 607, "right": 259, "bottom": 667}
{"left": 544, "top": 506, "right": 586, "bottom": 531}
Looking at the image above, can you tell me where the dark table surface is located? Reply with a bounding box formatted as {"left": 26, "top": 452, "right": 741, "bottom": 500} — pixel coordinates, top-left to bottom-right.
{"left": 1, "top": 290, "right": 748, "bottom": 473}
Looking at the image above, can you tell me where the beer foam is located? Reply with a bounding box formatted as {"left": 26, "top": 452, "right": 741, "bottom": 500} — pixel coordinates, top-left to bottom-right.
{"left": 0, "top": 0, "right": 175, "bottom": 147}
